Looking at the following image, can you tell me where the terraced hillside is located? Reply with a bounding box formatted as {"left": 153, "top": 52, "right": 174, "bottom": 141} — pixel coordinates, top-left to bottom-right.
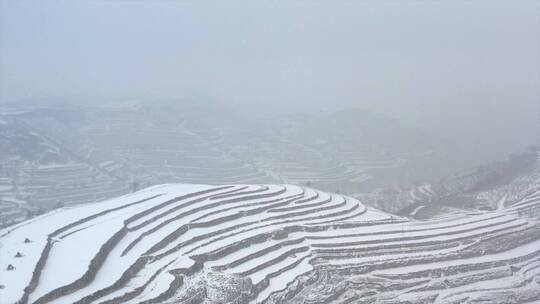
{"left": 0, "top": 116, "right": 128, "bottom": 227}
{"left": 363, "top": 149, "right": 540, "bottom": 218}
{"left": 0, "top": 103, "right": 465, "bottom": 228}
{"left": 3, "top": 103, "right": 458, "bottom": 190}
{"left": 1, "top": 183, "right": 539, "bottom": 304}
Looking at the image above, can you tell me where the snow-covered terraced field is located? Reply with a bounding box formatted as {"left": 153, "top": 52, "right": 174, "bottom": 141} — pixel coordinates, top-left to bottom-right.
{"left": 1, "top": 184, "right": 539, "bottom": 304}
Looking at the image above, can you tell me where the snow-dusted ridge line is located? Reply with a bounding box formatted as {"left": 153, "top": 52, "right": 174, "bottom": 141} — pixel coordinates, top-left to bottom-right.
{"left": 1, "top": 183, "right": 539, "bottom": 304}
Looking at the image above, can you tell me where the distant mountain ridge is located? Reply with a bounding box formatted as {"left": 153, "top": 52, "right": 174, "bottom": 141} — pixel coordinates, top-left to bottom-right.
{"left": 1, "top": 103, "right": 464, "bottom": 227}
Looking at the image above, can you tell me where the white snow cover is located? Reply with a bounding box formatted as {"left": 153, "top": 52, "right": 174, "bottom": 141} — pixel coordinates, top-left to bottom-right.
{"left": 1, "top": 183, "right": 539, "bottom": 304}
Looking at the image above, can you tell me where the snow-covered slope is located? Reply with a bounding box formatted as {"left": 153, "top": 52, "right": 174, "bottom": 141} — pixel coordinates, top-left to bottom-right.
{"left": 1, "top": 184, "right": 539, "bottom": 304}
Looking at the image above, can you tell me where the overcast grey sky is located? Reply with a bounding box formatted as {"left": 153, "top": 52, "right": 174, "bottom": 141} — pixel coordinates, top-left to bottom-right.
{"left": 1, "top": 0, "right": 539, "bottom": 157}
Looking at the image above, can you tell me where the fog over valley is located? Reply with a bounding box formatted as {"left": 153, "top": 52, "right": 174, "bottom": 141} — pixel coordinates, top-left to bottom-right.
{"left": 1, "top": 1, "right": 540, "bottom": 304}
{"left": 1, "top": 0, "right": 539, "bottom": 161}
